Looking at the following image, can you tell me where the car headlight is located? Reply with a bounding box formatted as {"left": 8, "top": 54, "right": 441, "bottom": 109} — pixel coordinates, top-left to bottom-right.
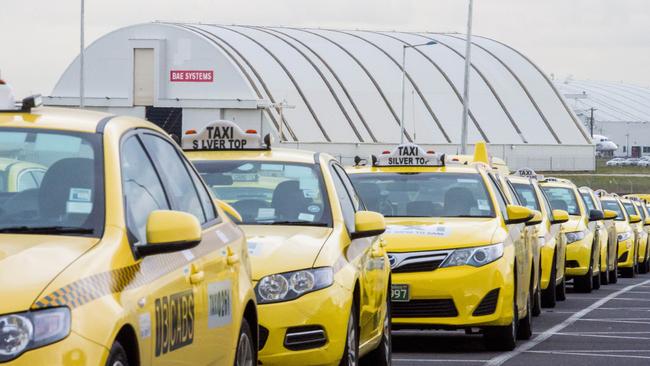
{"left": 256, "top": 267, "right": 333, "bottom": 304}
{"left": 618, "top": 231, "right": 632, "bottom": 242}
{"left": 565, "top": 231, "right": 586, "bottom": 244}
{"left": 440, "top": 243, "right": 504, "bottom": 268}
{"left": 0, "top": 307, "right": 70, "bottom": 362}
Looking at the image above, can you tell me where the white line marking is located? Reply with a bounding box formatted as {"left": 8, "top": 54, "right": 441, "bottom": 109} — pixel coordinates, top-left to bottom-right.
{"left": 393, "top": 359, "right": 486, "bottom": 363}
{"left": 554, "top": 332, "right": 650, "bottom": 340}
{"left": 525, "top": 350, "right": 650, "bottom": 360}
{"left": 485, "top": 279, "right": 650, "bottom": 366}
{"left": 577, "top": 319, "right": 650, "bottom": 325}
{"left": 559, "top": 331, "right": 650, "bottom": 334}
{"left": 528, "top": 349, "right": 650, "bottom": 353}
{"left": 597, "top": 307, "right": 650, "bottom": 311}
{"left": 606, "top": 297, "right": 650, "bottom": 302}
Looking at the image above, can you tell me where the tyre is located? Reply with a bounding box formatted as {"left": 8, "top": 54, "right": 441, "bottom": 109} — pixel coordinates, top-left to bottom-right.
{"left": 532, "top": 286, "right": 542, "bottom": 317}
{"left": 541, "top": 252, "right": 557, "bottom": 308}
{"left": 574, "top": 253, "right": 594, "bottom": 293}
{"left": 609, "top": 260, "right": 618, "bottom": 284}
{"left": 556, "top": 274, "right": 567, "bottom": 301}
{"left": 234, "top": 318, "right": 255, "bottom": 366}
{"left": 361, "top": 289, "right": 391, "bottom": 366}
{"left": 621, "top": 266, "right": 635, "bottom": 278}
{"left": 601, "top": 251, "right": 610, "bottom": 285}
{"left": 592, "top": 256, "right": 601, "bottom": 290}
{"left": 517, "top": 291, "right": 533, "bottom": 340}
{"left": 105, "top": 342, "right": 129, "bottom": 366}
{"left": 483, "top": 302, "right": 517, "bottom": 351}
{"left": 340, "top": 303, "right": 359, "bottom": 366}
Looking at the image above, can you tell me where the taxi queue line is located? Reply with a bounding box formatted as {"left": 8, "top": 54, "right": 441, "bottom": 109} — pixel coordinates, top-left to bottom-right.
{"left": 1, "top": 97, "right": 649, "bottom": 366}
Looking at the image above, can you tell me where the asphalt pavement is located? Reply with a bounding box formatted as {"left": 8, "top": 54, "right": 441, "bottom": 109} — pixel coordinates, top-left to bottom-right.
{"left": 392, "top": 275, "right": 650, "bottom": 366}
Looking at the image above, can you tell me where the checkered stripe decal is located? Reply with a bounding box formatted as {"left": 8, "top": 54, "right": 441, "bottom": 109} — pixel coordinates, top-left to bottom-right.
{"left": 32, "top": 222, "right": 240, "bottom": 310}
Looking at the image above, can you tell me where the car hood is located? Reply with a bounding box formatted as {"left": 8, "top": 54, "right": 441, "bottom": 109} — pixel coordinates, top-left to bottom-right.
{"left": 0, "top": 235, "right": 99, "bottom": 313}
{"left": 241, "top": 226, "right": 333, "bottom": 281}
{"left": 382, "top": 217, "right": 499, "bottom": 252}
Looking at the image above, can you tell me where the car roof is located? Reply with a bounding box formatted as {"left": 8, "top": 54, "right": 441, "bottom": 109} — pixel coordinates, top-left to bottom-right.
{"left": 346, "top": 163, "right": 483, "bottom": 175}
{"left": 506, "top": 175, "right": 532, "bottom": 184}
{"left": 185, "top": 147, "right": 322, "bottom": 165}
{"left": 0, "top": 107, "right": 115, "bottom": 133}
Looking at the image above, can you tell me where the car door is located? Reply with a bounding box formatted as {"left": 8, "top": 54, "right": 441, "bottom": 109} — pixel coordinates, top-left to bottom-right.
{"left": 329, "top": 162, "right": 384, "bottom": 343}
{"left": 120, "top": 133, "right": 201, "bottom": 366}
{"left": 140, "top": 132, "right": 240, "bottom": 366}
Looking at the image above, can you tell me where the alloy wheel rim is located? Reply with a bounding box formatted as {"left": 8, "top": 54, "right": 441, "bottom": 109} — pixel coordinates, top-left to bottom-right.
{"left": 113, "top": 362, "right": 124, "bottom": 366}
{"left": 236, "top": 332, "right": 254, "bottom": 366}
{"left": 347, "top": 312, "right": 357, "bottom": 366}
{"left": 383, "top": 307, "right": 391, "bottom": 364}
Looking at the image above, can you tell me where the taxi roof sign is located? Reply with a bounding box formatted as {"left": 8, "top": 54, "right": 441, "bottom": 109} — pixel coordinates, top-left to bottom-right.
{"left": 374, "top": 143, "right": 444, "bottom": 167}
{"left": 514, "top": 168, "right": 544, "bottom": 181}
{"left": 182, "top": 120, "right": 270, "bottom": 151}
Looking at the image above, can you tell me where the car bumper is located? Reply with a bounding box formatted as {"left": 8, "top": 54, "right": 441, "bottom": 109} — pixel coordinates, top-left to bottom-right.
{"left": 637, "top": 237, "right": 648, "bottom": 263}
{"left": 618, "top": 238, "right": 635, "bottom": 268}
{"left": 257, "top": 282, "right": 352, "bottom": 366}
{"left": 390, "top": 256, "right": 515, "bottom": 328}
{"left": 6, "top": 331, "right": 107, "bottom": 366}
{"left": 565, "top": 238, "right": 592, "bottom": 277}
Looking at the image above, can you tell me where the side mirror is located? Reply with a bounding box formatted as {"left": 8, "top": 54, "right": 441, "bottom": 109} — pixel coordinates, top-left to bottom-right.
{"left": 137, "top": 210, "right": 202, "bottom": 257}
{"left": 588, "top": 209, "right": 605, "bottom": 222}
{"left": 525, "top": 210, "right": 543, "bottom": 226}
{"left": 629, "top": 214, "right": 642, "bottom": 224}
{"left": 551, "top": 209, "right": 570, "bottom": 225}
{"left": 603, "top": 209, "right": 618, "bottom": 221}
{"left": 505, "top": 205, "right": 534, "bottom": 225}
{"left": 214, "top": 199, "right": 242, "bottom": 222}
{"left": 645, "top": 218, "right": 650, "bottom": 226}
{"left": 351, "top": 211, "right": 386, "bottom": 240}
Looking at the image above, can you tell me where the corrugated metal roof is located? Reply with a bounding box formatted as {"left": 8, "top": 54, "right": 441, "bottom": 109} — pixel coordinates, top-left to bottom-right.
{"left": 555, "top": 79, "right": 650, "bottom": 123}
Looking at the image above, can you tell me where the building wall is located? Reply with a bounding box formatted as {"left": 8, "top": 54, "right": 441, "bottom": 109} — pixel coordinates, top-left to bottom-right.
{"left": 596, "top": 121, "right": 650, "bottom": 157}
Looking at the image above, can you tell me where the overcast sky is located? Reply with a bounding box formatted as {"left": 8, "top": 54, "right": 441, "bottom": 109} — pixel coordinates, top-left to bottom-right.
{"left": 2, "top": 0, "right": 649, "bottom": 97}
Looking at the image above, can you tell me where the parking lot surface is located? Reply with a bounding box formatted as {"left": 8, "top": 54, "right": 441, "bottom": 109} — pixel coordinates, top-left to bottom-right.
{"left": 393, "top": 277, "right": 650, "bottom": 366}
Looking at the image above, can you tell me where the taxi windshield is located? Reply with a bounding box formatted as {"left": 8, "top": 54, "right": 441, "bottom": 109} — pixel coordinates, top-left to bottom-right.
{"left": 580, "top": 191, "right": 599, "bottom": 211}
{"left": 0, "top": 128, "right": 104, "bottom": 236}
{"left": 623, "top": 202, "right": 638, "bottom": 217}
{"left": 601, "top": 200, "right": 626, "bottom": 221}
{"left": 511, "top": 183, "right": 540, "bottom": 211}
{"left": 541, "top": 187, "right": 581, "bottom": 216}
{"left": 349, "top": 172, "right": 495, "bottom": 218}
{"left": 193, "top": 160, "right": 332, "bottom": 227}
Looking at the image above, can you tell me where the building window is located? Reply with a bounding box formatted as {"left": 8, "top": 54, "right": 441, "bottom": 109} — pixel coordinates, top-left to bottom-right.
{"left": 623, "top": 146, "right": 627, "bottom": 153}
{"left": 643, "top": 146, "right": 650, "bottom": 153}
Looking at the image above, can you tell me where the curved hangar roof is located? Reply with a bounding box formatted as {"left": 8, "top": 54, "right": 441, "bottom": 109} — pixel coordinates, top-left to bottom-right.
{"left": 49, "top": 23, "right": 591, "bottom": 145}
{"left": 555, "top": 79, "right": 650, "bottom": 123}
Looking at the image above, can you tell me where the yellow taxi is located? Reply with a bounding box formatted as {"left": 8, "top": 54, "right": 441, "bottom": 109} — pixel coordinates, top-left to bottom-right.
{"left": 631, "top": 198, "right": 650, "bottom": 273}
{"left": 579, "top": 187, "right": 619, "bottom": 285}
{"left": 184, "top": 121, "right": 391, "bottom": 366}
{"left": 539, "top": 178, "right": 602, "bottom": 293}
{"left": 620, "top": 196, "right": 650, "bottom": 275}
{"left": 0, "top": 95, "right": 257, "bottom": 366}
{"left": 347, "top": 143, "right": 536, "bottom": 351}
{"left": 506, "top": 170, "right": 569, "bottom": 308}
{"left": 598, "top": 193, "right": 639, "bottom": 279}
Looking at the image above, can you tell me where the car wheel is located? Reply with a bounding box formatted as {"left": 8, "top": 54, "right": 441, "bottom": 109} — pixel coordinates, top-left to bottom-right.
{"left": 541, "top": 251, "right": 557, "bottom": 308}
{"left": 340, "top": 303, "right": 359, "bottom": 366}
{"left": 517, "top": 290, "right": 533, "bottom": 340}
{"left": 483, "top": 301, "right": 517, "bottom": 351}
{"left": 105, "top": 342, "right": 129, "bottom": 366}
{"left": 601, "top": 251, "right": 610, "bottom": 285}
{"left": 609, "top": 260, "right": 619, "bottom": 284}
{"left": 532, "top": 268, "right": 542, "bottom": 316}
{"left": 361, "top": 289, "right": 391, "bottom": 366}
{"left": 592, "top": 255, "right": 602, "bottom": 290}
{"left": 574, "top": 252, "right": 594, "bottom": 293}
{"left": 621, "top": 266, "right": 635, "bottom": 278}
{"left": 234, "top": 319, "right": 255, "bottom": 366}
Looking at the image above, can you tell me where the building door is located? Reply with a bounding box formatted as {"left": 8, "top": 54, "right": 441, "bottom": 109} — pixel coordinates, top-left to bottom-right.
{"left": 632, "top": 146, "right": 641, "bottom": 158}
{"left": 134, "top": 48, "right": 154, "bottom": 106}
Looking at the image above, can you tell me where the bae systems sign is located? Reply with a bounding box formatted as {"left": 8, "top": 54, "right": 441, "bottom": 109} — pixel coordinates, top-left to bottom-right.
{"left": 170, "top": 70, "right": 214, "bottom": 82}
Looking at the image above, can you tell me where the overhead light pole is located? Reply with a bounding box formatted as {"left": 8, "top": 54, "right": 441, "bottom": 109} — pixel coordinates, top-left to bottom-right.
{"left": 400, "top": 40, "right": 436, "bottom": 143}
{"left": 460, "top": 0, "right": 474, "bottom": 154}
{"left": 80, "top": 0, "right": 85, "bottom": 108}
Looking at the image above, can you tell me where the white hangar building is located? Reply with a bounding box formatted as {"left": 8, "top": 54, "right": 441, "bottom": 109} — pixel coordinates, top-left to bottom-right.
{"left": 556, "top": 79, "right": 650, "bottom": 158}
{"left": 47, "top": 23, "right": 594, "bottom": 170}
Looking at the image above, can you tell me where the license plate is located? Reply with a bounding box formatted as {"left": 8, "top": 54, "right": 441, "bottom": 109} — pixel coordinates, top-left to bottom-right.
{"left": 391, "top": 284, "right": 410, "bottom": 302}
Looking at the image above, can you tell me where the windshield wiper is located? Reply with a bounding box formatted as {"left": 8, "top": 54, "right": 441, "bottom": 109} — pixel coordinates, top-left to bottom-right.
{"left": 257, "top": 221, "right": 329, "bottom": 227}
{"left": 0, "top": 226, "right": 94, "bottom": 235}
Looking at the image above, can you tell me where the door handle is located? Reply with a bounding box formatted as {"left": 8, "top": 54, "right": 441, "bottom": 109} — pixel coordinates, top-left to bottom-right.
{"left": 227, "top": 246, "right": 240, "bottom": 266}
{"left": 190, "top": 271, "right": 205, "bottom": 284}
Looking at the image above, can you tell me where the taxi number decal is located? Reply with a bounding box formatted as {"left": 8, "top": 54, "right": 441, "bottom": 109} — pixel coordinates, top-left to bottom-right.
{"left": 155, "top": 291, "right": 194, "bottom": 357}
{"left": 386, "top": 225, "right": 451, "bottom": 237}
{"left": 208, "top": 281, "right": 233, "bottom": 328}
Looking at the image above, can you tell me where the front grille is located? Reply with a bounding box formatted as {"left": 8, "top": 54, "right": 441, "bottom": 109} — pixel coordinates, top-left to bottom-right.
{"left": 284, "top": 326, "right": 327, "bottom": 351}
{"left": 259, "top": 325, "right": 269, "bottom": 350}
{"left": 566, "top": 260, "right": 580, "bottom": 268}
{"left": 473, "top": 289, "right": 500, "bottom": 316}
{"left": 392, "top": 259, "right": 444, "bottom": 273}
{"left": 392, "top": 299, "right": 458, "bottom": 318}
{"left": 618, "top": 251, "right": 629, "bottom": 263}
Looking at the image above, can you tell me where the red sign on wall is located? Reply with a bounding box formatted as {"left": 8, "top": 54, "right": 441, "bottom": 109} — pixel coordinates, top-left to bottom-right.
{"left": 170, "top": 70, "right": 214, "bottom": 82}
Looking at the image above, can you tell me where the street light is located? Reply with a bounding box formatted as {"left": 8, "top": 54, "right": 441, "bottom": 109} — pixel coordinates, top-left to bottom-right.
{"left": 460, "top": 0, "right": 474, "bottom": 154}
{"left": 400, "top": 40, "right": 437, "bottom": 143}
